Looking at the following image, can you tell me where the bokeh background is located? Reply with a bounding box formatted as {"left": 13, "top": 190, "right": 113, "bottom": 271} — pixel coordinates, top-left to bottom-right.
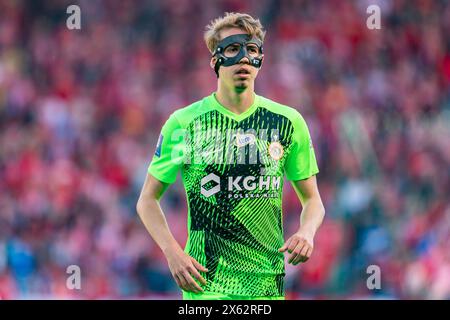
{"left": 1, "top": 0, "right": 449, "bottom": 299}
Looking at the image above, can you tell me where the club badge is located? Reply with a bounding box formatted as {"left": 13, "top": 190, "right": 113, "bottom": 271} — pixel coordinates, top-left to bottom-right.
{"left": 268, "top": 141, "right": 284, "bottom": 160}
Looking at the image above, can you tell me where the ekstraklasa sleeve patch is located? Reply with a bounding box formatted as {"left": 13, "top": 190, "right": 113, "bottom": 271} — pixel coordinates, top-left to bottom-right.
{"left": 155, "top": 134, "right": 163, "bottom": 157}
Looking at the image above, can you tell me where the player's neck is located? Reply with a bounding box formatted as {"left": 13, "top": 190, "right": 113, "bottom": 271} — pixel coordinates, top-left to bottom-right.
{"left": 215, "top": 84, "right": 255, "bottom": 115}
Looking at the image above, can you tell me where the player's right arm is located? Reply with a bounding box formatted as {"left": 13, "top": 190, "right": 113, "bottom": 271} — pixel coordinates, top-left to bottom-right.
{"left": 136, "top": 112, "right": 207, "bottom": 293}
{"left": 136, "top": 173, "right": 207, "bottom": 293}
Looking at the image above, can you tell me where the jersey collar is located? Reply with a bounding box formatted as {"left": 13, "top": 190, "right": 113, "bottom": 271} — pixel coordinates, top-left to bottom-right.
{"left": 209, "top": 92, "right": 259, "bottom": 122}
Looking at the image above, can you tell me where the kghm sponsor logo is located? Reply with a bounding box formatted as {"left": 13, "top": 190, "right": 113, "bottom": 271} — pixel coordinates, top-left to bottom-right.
{"left": 200, "top": 173, "right": 280, "bottom": 199}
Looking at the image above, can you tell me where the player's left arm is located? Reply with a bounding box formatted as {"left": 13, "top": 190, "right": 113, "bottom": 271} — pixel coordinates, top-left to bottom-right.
{"left": 279, "top": 174, "right": 325, "bottom": 265}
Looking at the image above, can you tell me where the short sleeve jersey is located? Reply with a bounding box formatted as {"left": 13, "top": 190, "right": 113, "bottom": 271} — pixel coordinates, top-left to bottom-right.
{"left": 148, "top": 93, "right": 319, "bottom": 296}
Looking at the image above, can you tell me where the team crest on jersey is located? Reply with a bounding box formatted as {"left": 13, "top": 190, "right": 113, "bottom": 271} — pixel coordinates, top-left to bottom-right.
{"left": 268, "top": 141, "right": 284, "bottom": 160}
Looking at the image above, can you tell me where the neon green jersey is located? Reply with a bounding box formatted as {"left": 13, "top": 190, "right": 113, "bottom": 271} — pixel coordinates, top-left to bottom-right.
{"left": 182, "top": 290, "right": 285, "bottom": 300}
{"left": 148, "top": 93, "right": 319, "bottom": 297}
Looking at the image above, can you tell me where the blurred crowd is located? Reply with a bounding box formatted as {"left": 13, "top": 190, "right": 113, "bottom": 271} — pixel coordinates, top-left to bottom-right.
{"left": 0, "top": 0, "right": 449, "bottom": 299}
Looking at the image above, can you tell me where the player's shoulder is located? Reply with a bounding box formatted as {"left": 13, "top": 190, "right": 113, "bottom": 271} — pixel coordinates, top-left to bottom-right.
{"left": 257, "top": 95, "right": 305, "bottom": 124}
{"left": 170, "top": 96, "right": 212, "bottom": 128}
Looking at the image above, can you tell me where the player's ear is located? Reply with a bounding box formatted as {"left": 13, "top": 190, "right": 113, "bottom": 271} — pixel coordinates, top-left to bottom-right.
{"left": 210, "top": 57, "right": 217, "bottom": 69}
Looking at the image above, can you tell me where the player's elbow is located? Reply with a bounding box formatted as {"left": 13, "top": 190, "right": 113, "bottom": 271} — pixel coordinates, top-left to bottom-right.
{"left": 309, "top": 196, "right": 326, "bottom": 221}
{"left": 136, "top": 174, "right": 166, "bottom": 214}
{"left": 136, "top": 191, "right": 157, "bottom": 216}
{"left": 306, "top": 194, "right": 325, "bottom": 211}
{"left": 319, "top": 202, "right": 326, "bottom": 220}
{"left": 136, "top": 196, "right": 145, "bottom": 217}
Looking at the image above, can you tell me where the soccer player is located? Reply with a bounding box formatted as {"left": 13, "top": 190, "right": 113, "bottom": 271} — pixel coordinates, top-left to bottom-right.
{"left": 136, "top": 12, "right": 325, "bottom": 300}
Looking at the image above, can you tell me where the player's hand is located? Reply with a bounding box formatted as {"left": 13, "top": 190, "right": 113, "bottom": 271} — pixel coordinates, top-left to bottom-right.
{"left": 279, "top": 229, "right": 314, "bottom": 265}
{"left": 165, "top": 245, "right": 208, "bottom": 293}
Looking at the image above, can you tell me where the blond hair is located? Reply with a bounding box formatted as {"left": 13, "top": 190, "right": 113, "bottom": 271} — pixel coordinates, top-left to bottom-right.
{"left": 204, "top": 12, "right": 266, "bottom": 54}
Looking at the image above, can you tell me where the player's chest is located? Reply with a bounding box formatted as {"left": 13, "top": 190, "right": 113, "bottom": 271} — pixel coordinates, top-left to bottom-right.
{"left": 183, "top": 111, "right": 294, "bottom": 169}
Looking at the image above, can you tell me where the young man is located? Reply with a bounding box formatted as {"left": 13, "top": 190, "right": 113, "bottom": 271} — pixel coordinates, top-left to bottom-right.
{"left": 136, "top": 12, "right": 325, "bottom": 300}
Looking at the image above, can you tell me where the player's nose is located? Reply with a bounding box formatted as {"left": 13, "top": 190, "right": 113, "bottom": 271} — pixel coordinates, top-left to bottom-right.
{"left": 238, "top": 56, "right": 251, "bottom": 64}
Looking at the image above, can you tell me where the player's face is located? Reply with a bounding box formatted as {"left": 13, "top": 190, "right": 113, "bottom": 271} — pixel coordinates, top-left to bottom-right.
{"left": 211, "top": 27, "right": 263, "bottom": 91}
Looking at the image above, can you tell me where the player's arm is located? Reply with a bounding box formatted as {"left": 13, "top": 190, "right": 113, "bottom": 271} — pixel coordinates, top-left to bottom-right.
{"left": 280, "top": 111, "right": 325, "bottom": 265}
{"left": 279, "top": 175, "right": 325, "bottom": 265}
{"left": 136, "top": 173, "right": 208, "bottom": 293}
{"left": 136, "top": 173, "right": 175, "bottom": 257}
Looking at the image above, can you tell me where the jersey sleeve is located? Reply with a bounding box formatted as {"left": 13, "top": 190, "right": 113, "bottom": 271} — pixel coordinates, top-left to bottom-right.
{"left": 147, "top": 112, "right": 186, "bottom": 184}
{"left": 284, "top": 113, "right": 319, "bottom": 181}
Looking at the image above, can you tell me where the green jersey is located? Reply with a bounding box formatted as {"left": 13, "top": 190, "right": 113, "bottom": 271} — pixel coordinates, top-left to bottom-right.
{"left": 148, "top": 93, "right": 319, "bottom": 297}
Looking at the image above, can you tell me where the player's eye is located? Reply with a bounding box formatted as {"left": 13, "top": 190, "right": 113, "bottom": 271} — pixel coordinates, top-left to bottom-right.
{"left": 247, "top": 45, "right": 259, "bottom": 55}
{"left": 224, "top": 44, "right": 241, "bottom": 57}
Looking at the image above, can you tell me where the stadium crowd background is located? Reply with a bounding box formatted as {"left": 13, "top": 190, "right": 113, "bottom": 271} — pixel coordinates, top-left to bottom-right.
{"left": 0, "top": 0, "right": 449, "bottom": 299}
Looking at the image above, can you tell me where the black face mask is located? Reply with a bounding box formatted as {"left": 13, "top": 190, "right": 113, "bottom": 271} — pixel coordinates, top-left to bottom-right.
{"left": 212, "top": 34, "right": 264, "bottom": 77}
